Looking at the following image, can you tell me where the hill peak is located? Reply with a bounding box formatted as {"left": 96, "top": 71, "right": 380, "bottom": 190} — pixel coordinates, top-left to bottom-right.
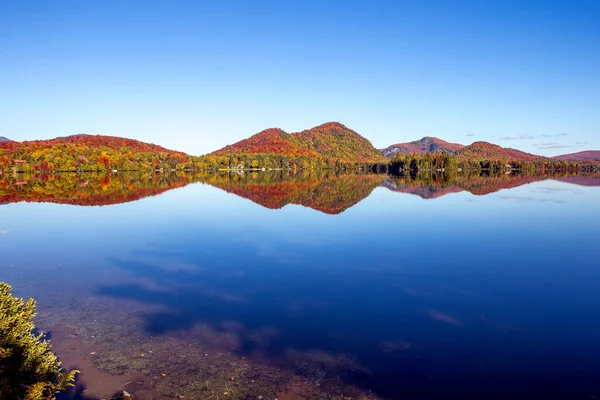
{"left": 456, "top": 141, "right": 544, "bottom": 162}
{"left": 213, "top": 123, "right": 386, "bottom": 163}
{"left": 310, "top": 121, "right": 348, "bottom": 130}
{"left": 251, "top": 127, "right": 287, "bottom": 137}
{"left": 0, "top": 136, "right": 11, "bottom": 142}
{"left": 381, "top": 136, "right": 464, "bottom": 157}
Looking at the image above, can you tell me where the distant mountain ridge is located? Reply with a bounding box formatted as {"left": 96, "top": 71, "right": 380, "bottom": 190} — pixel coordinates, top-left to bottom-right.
{"left": 1, "top": 126, "right": 598, "bottom": 170}
{"left": 551, "top": 151, "right": 600, "bottom": 162}
{"left": 380, "top": 137, "right": 464, "bottom": 157}
{"left": 455, "top": 141, "right": 545, "bottom": 163}
{"left": 213, "top": 122, "right": 387, "bottom": 163}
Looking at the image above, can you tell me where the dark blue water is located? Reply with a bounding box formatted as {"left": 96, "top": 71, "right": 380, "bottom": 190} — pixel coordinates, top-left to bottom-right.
{"left": 1, "top": 175, "right": 600, "bottom": 399}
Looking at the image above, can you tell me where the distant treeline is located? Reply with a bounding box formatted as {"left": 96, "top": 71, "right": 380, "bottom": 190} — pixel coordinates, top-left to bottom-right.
{"left": 388, "top": 152, "right": 599, "bottom": 173}
{"left": 192, "top": 152, "right": 379, "bottom": 172}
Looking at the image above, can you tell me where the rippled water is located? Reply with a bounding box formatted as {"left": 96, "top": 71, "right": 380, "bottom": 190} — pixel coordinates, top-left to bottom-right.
{"left": 1, "top": 172, "right": 600, "bottom": 400}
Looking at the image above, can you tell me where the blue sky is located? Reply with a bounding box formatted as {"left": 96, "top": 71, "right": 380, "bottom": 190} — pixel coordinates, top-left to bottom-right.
{"left": 0, "top": 0, "right": 598, "bottom": 156}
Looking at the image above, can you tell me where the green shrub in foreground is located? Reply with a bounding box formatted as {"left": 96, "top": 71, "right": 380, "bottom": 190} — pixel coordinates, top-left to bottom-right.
{"left": 0, "top": 282, "right": 78, "bottom": 400}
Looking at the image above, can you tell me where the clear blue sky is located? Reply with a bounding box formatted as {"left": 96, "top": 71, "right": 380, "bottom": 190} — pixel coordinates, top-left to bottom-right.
{"left": 1, "top": 0, "right": 598, "bottom": 156}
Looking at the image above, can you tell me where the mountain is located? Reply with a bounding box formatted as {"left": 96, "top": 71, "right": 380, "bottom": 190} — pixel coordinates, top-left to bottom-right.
{"left": 212, "top": 122, "right": 387, "bottom": 163}
{"left": 551, "top": 151, "right": 600, "bottom": 162}
{"left": 213, "top": 128, "right": 318, "bottom": 158}
{"left": 380, "top": 137, "right": 464, "bottom": 158}
{"left": 292, "top": 122, "right": 388, "bottom": 163}
{"left": 455, "top": 141, "right": 545, "bottom": 163}
{"left": 0, "top": 137, "right": 10, "bottom": 142}
{"left": 0, "top": 134, "right": 191, "bottom": 171}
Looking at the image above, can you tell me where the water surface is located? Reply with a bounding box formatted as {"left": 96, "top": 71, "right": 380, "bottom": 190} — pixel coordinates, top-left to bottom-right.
{"left": 1, "top": 172, "right": 599, "bottom": 400}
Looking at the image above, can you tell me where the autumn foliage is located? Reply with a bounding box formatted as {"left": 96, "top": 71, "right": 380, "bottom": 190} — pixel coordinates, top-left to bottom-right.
{"left": 551, "top": 151, "right": 600, "bottom": 162}
{"left": 455, "top": 141, "right": 545, "bottom": 163}
{"left": 384, "top": 170, "right": 600, "bottom": 199}
{"left": 211, "top": 122, "right": 388, "bottom": 165}
{"left": 0, "top": 135, "right": 194, "bottom": 172}
{"left": 381, "top": 137, "right": 464, "bottom": 158}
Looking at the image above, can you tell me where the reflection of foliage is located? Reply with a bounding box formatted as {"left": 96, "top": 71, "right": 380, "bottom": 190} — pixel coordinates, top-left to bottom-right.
{"left": 200, "top": 171, "right": 386, "bottom": 214}
{"left": 384, "top": 172, "right": 463, "bottom": 199}
{"left": 452, "top": 173, "right": 546, "bottom": 196}
{"left": 2, "top": 170, "right": 598, "bottom": 209}
{"left": 0, "top": 282, "right": 78, "bottom": 400}
{"left": 0, "top": 173, "right": 195, "bottom": 206}
{"left": 454, "top": 170, "right": 600, "bottom": 195}
{"left": 384, "top": 170, "right": 600, "bottom": 199}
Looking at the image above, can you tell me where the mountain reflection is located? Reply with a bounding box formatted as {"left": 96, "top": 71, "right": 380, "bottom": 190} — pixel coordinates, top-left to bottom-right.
{"left": 383, "top": 172, "right": 570, "bottom": 198}
{"left": 0, "top": 172, "right": 193, "bottom": 206}
{"left": 199, "top": 171, "right": 387, "bottom": 214}
{"left": 1, "top": 170, "right": 598, "bottom": 209}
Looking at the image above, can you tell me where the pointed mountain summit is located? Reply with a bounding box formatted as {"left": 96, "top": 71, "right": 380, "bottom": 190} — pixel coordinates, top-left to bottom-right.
{"left": 381, "top": 137, "right": 464, "bottom": 158}
{"left": 213, "top": 122, "right": 387, "bottom": 163}
{"left": 293, "top": 122, "right": 387, "bottom": 162}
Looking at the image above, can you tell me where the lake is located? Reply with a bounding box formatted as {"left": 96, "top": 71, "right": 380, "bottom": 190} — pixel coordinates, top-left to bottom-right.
{"left": 1, "top": 172, "right": 600, "bottom": 400}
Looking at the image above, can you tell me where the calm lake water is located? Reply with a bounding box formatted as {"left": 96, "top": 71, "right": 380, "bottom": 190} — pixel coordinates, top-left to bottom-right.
{"left": 1, "top": 172, "right": 600, "bottom": 400}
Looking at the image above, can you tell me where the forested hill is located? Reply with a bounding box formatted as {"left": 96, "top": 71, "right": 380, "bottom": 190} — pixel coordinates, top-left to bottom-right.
{"left": 0, "top": 135, "right": 194, "bottom": 172}
{"left": 291, "top": 122, "right": 388, "bottom": 163}
{"left": 381, "top": 137, "right": 464, "bottom": 158}
{"left": 551, "top": 151, "right": 600, "bottom": 162}
{"left": 212, "top": 122, "right": 387, "bottom": 164}
{"left": 2, "top": 128, "right": 597, "bottom": 173}
{"left": 213, "top": 128, "right": 319, "bottom": 158}
{"left": 0, "top": 137, "right": 10, "bottom": 142}
{"left": 455, "top": 141, "right": 546, "bottom": 163}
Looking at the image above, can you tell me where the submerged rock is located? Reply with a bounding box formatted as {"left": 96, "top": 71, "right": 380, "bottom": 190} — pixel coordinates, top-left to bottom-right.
{"left": 110, "top": 391, "right": 134, "bottom": 400}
